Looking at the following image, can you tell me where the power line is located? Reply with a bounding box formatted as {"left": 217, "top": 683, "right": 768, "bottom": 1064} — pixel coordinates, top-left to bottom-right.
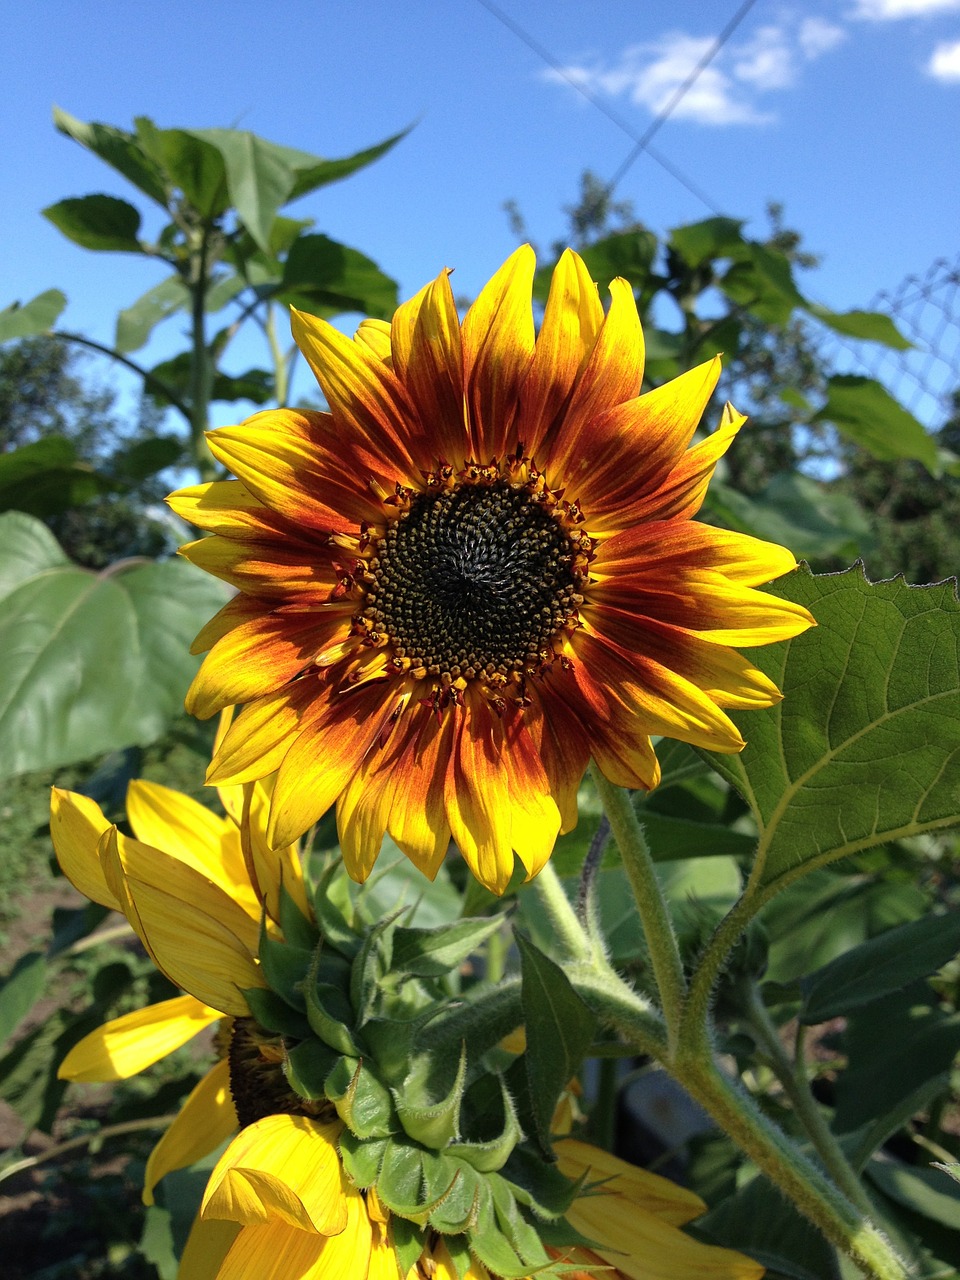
{"left": 472, "top": 0, "right": 731, "bottom": 214}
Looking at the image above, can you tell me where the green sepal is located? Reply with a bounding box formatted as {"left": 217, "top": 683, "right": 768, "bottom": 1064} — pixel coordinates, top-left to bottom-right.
{"left": 425, "top": 1155, "right": 480, "bottom": 1235}
{"left": 339, "top": 1130, "right": 387, "bottom": 1189}
{"left": 391, "top": 917, "right": 503, "bottom": 978}
{"left": 258, "top": 921, "right": 309, "bottom": 1012}
{"left": 467, "top": 1177, "right": 530, "bottom": 1280}
{"left": 305, "top": 947, "right": 362, "bottom": 1055}
{"left": 350, "top": 910, "right": 401, "bottom": 1026}
{"left": 325, "top": 1056, "right": 396, "bottom": 1138}
{"left": 393, "top": 1043, "right": 467, "bottom": 1149}
{"left": 362, "top": 1013, "right": 433, "bottom": 1086}
{"left": 441, "top": 1234, "right": 475, "bottom": 1280}
{"left": 394, "top": 1149, "right": 463, "bottom": 1227}
{"left": 241, "top": 987, "right": 310, "bottom": 1039}
{"left": 489, "top": 1172, "right": 552, "bottom": 1267}
{"left": 418, "top": 980, "right": 523, "bottom": 1069}
{"left": 284, "top": 1036, "right": 340, "bottom": 1101}
{"left": 448, "top": 1073, "right": 522, "bottom": 1173}
{"left": 501, "top": 1145, "right": 582, "bottom": 1220}
{"left": 278, "top": 882, "right": 320, "bottom": 952}
{"left": 375, "top": 1137, "right": 424, "bottom": 1217}
{"left": 389, "top": 1214, "right": 424, "bottom": 1278}
{"left": 313, "top": 864, "right": 361, "bottom": 957}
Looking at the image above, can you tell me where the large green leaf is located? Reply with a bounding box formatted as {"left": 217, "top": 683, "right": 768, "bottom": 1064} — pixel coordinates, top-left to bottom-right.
{"left": 707, "top": 472, "right": 870, "bottom": 563}
{"left": 53, "top": 106, "right": 169, "bottom": 207}
{"left": 704, "top": 567, "right": 960, "bottom": 898}
{"left": 669, "top": 217, "right": 746, "bottom": 268}
{"left": 134, "top": 119, "right": 229, "bottom": 218}
{"left": 814, "top": 375, "right": 939, "bottom": 472}
{"left": 0, "top": 438, "right": 106, "bottom": 515}
{"left": 185, "top": 129, "right": 298, "bottom": 254}
{"left": 280, "top": 234, "right": 398, "bottom": 320}
{"left": 42, "top": 194, "right": 143, "bottom": 253}
{"left": 0, "top": 289, "right": 67, "bottom": 343}
{"left": 799, "top": 912, "right": 960, "bottom": 1024}
{"left": 115, "top": 276, "right": 191, "bottom": 353}
{"left": 285, "top": 127, "right": 410, "bottom": 201}
{"left": 0, "top": 512, "right": 229, "bottom": 778}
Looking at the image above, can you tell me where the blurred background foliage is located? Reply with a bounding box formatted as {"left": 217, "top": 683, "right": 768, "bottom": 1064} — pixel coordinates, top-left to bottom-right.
{"left": 1, "top": 113, "right": 958, "bottom": 1280}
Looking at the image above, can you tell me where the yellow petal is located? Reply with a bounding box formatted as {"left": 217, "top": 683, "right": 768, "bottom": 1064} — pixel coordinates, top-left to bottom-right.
{"left": 144, "top": 1058, "right": 237, "bottom": 1205}
{"left": 213, "top": 1187, "right": 372, "bottom": 1280}
{"left": 58, "top": 994, "right": 220, "bottom": 1083}
{"left": 99, "top": 828, "right": 264, "bottom": 1017}
{"left": 557, "top": 1139, "right": 705, "bottom": 1226}
{"left": 50, "top": 788, "right": 118, "bottom": 910}
{"left": 355, "top": 317, "right": 392, "bottom": 363}
{"left": 177, "top": 1215, "right": 241, "bottom": 1280}
{"left": 202, "top": 1114, "right": 347, "bottom": 1236}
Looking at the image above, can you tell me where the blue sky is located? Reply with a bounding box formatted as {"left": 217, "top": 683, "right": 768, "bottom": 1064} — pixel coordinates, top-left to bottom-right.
{"left": 3, "top": 0, "right": 959, "bottom": 416}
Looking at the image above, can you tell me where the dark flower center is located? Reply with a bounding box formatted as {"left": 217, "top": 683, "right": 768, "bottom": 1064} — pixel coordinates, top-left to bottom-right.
{"left": 228, "top": 1017, "right": 331, "bottom": 1127}
{"left": 366, "top": 481, "right": 583, "bottom": 681}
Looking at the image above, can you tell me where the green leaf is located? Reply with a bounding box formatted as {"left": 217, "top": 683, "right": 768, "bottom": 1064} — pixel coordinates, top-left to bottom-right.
{"left": 185, "top": 129, "right": 296, "bottom": 253}
{"left": 43, "top": 194, "right": 143, "bottom": 253}
{"left": 0, "top": 438, "right": 106, "bottom": 516}
{"left": 834, "top": 982, "right": 960, "bottom": 1132}
{"left": 53, "top": 106, "right": 168, "bottom": 207}
{"left": 814, "top": 375, "right": 939, "bottom": 472}
{"left": 707, "top": 472, "right": 870, "bottom": 563}
{"left": 866, "top": 1159, "right": 960, "bottom": 1230}
{"left": 280, "top": 233, "right": 398, "bottom": 320}
{"left": 391, "top": 917, "right": 503, "bottom": 977}
{"left": 0, "top": 289, "right": 68, "bottom": 343}
{"left": 134, "top": 121, "right": 228, "bottom": 218}
{"left": 720, "top": 243, "right": 806, "bottom": 325}
{"left": 146, "top": 352, "right": 275, "bottom": 408}
{"left": 704, "top": 567, "right": 960, "bottom": 899}
{"left": 799, "top": 912, "right": 960, "bottom": 1024}
{"left": 809, "top": 305, "right": 912, "bottom": 351}
{"left": 0, "top": 953, "right": 47, "bottom": 1045}
{"left": 115, "top": 276, "right": 191, "bottom": 353}
{"left": 286, "top": 126, "right": 410, "bottom": 201}
{"left": 0, "top": 513, "right": 230, "bottom": 778}
{"left": 515, "top": 932, "right": 597, "bottom": 1154}
{"left": 107, "top": 435, "right": 184, "bottom": 485}
{"left": 669, "top": 217, "right": 746, "bottom": 268}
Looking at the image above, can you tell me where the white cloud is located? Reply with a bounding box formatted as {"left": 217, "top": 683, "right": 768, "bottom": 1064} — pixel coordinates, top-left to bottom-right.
{"left": 543, "top": 15, "right": 845, "bottom": 127}
{"left": 928, "top": 37, "right": 960, "bottom": 76}
{"left": 851, "top": 0, "right": 960, "bottom": 19}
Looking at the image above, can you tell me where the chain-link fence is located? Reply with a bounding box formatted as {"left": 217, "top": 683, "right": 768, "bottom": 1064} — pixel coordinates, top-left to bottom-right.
{"left": 817, "top": 255, "right": 960, "bottom": 430}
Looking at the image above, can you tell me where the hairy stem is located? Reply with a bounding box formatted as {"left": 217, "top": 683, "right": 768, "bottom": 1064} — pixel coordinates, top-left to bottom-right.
{"left": 529, "top": 861, "right": 592, "bottom": 962}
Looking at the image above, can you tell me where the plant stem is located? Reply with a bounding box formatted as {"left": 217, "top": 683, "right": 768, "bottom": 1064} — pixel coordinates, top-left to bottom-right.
{"left": 189, "top": 229, "right": 216, "bottom": 481}
{"left": 529, "top": 861, "right": 592, "bottom": 962}
{"left": 265, "top": 302, "right": 289, "bottom": 407}
{"left": 741, "top": 980, "right": 874, "bottom": 1217}
{"left": 56, "top": 330, "right": 192, "bottom": 422}
{"left": 0, "top": 1115, "right": 176, "bottom": 1188}
{"left": 590, "top": 766, "right": 687, "bottom": 1050}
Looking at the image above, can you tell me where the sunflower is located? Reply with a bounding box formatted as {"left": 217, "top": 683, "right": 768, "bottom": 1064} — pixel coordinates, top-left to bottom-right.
{"left": 168, "top": 247, "right": 812, "bottom": 895}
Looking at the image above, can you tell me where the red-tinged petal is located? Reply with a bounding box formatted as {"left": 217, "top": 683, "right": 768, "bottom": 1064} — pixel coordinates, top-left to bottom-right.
{"left": 205, "top": 411, "right": 383, "bottom": 534}
{"left": 179, "top": 534, "right": 339, "bottom": 601}
{"left": 460, "top": 245, "right": 536, "bottom": 459}
{"left": 144, "top": 1058, "right": 237, "bottom": 1204}
{"left": 521, "top": 248, "right": 603, "bottom": 458}
{"left": 392, "top": 269, "right": 469, "bottom": 468}
{"left": 290, "top": 307, "right": 421, "bottom": 483}
{"left": 569, "top": 359, "right": 721, "bottom": 524}
{"left": 543, "top": 276, "right": 644, "bottom": 479}
{"left": 167, "top": 479, "right": 297, "bottom": 542}
{"left": 525, "top": 683, "right": 591, "bottom": 833}
{"left": 589, "top": 576, "right": 815, "bottom": 647}
{"left": 207, "top": 681, "right": 320, "bottom": 786}
{"left": 498, "top": 706, "right": 562, "bottom": 880}
{"left": 593, "top": 518, "right": 798, "bottom": 587}
{"left": 187, "top": 607, "right": 352, "bottom": 719}
{"left": 636, "top": 401, "right": 745, "bottom": 522}
{"left": 386, "top": 704, "right": 456, "bottom": 878}
{"left": 268, "top": 681, "right": 399, "bottom": 848}
{"left": 354, "top": 318, "right": 392, "bottom": 364}
{"left": 444, "top": 705, "right": 515, "bottom": 895}
{"left": 585, "top": 604, "right": 784, "bottom": 710}
{"left": 50, "top": 788, "right": 118, "bottom": 910}
{"left": 238, "top": 781, "right": 311, "bottom": 924}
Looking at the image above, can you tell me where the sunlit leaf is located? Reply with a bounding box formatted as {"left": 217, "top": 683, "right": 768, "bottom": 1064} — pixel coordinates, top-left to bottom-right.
{"left": 0, "top": 438, "right": 106, "bottom": 515}
{"left": 285, "top": 126, "right": 410, "bottom": 201}
{"left": 280, "top": 234, "right": 398, "bottom": 319}
{"left": 809, "top": 305, "right": 912, "bottom": 351}
{"left": 53, "top": 106, "right": 168, "bottom": 206}
{"left": 669, "top": 217, "right": 746, "bottom": 268}
{"left": 707, "top": 472, "right": 870, "bottom": 563}
{"left": 134, "top": 119, "right": 228, "bottom": 218}
{"left": 0, "top": 512, "right": 230, "bottom": 778}
{"left": 185, "top": 129, "right": 296, "bottom": 254}
{"left": 43, "top": 194, "right": 143, "bottom": 253}
{"left": 704, "top": 566, "right": 960, "bottom": 898}
{"left": 115, "top": 276, "right": 191, "bottom": 353}
{"left": 0, "top": 289, "right": 68, "bottom": 343}
{"left": 814, "top": 375, "right": 939, "bottom": 472}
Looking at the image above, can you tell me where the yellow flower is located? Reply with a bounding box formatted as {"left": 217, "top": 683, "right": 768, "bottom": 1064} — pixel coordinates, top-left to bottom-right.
{"left": 168, "top": 246, "right": 813, "bottom": 895}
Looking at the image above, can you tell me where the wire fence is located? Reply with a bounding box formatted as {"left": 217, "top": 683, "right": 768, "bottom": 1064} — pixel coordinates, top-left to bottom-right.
{"left": 815, "top": 255, "right": 960, "bottom": 431}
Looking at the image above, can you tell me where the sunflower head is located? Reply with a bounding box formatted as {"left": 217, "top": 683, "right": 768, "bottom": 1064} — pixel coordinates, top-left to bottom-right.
{"left": 170, "top": 245, "right": 813, "bottom": 897}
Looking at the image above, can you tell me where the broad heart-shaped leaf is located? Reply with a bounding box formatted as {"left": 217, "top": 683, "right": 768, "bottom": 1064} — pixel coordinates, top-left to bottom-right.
{"left": 0, "top": 289, "right": 67, "bottom": 343}
{"left": 0, "top": 438, "right": 107, "bottom": 516}
{"left": 813, "top": 375, "right": 939, "bottom": 473}
{"left": 133, "top": 119, "right": 229, "bottom": 218}
{"left": 704, "top": 566, "right": 960, "bottom": 899}
{"left": 184, "top": 129, "right": 298, "bottom": 254}
{"left": 115, "top": 276, "right": 191, "bottom": 353}
{"left": 53, "top": 106, "right": 169, "bottom": 207}
{"left": 280, "top": 234, "right": 398, "bottom": 320}
{"left": 42, "top": 194, "right": 143, "bottom": 253}
{"left": 668, "top": 216, "right": 746, "bottom": 268}
{"left": 515, "top": 932, "right": 596, "bottom": 1155}
{"left": 799, "top": 911, "right": 960, "bottom": 1024}
{"left": 808, "top": 304, "right": 912, "bottom": 351}
{"left": 0, "top": 512, "right": 230, "bottom": 779}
